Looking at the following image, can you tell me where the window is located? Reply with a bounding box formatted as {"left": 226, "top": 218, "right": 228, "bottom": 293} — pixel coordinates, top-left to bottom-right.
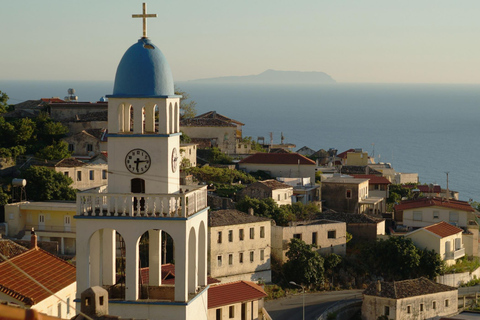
{"left": 39, "top": 214, "right": 45, "bottom": 223}
{"left": 102, "top": 169, "right": 107, "bottom": 179}
{"left": 420, "top": 303, "right": 424, "bottom": 312}
{"left": 250, "top": 251, "right": 254, "bottom": 262}
{"left": 293, "top": 233, "right": 302, "bottom": 240}
{"left": 217, "top": 231, "right": 222, "bottom": 243}
{"left": 260, "top": 249, "right": 265, "bottom": 261}
{"left": 455, "top": 238, "right": 461, "bottom": 250}
{"left": 384, "top": 306, "right": 389, "bottom": 316}
{"left": 66, "top": 297, "right": 70, "bottom": 314}
{"left": 445, "top": 299, "right": 449, "bottom": 307}
{"left": 99, "top": 296, "right": 104, "bottom": 306}
{"left": 239, "top": 252, "right": 244, "bottom": 263}
{"left": 89, "top": 170, "right": 94, "bottom": 180}
{"left": 239, "top": 229, "right": 244, "bottom": 241}
{"left": 58, "top": 303, "right": 61, "bottom": 317}
{"left": 64, "top": 171, "right": 69, "bottom": 177}
{"left": 284, "top": 193, "right": 287, "bottom": 200}
{"left": 229, "top": 254, "right": 233, "bottom": 265}
{"left": 278, "top": 194, "right": 280, "bottom": 201}
{"left": 217, "top": 256, "right": 222, "bottom": 267}
{"left": 433, "top": 211, "right": 439, "bottom": 219}
{"left": 432, "top": 301, "right": 436, "bottom": 309}
{"left": 216, "top": 308, "right": 222, "bottom": 320}
{"left": 229, "top": 305, "right": 234, "bottom": 318}
{"left": 68, "top": 144, "right": 74, "bottom": 152}
{"left": 328, "top": 230, "right": 336, "bottom": 239}
{"left": 250, "top": 227, "right": 254, "bottom": 239}
{"left": 77, "top": 171, "right": 82, "bottom": 181}
{"left": 413, "top": 211, "right": 422, "bottom": 221}
{"left": 346, "top": 189, "right": 352, "bottom": 199}
{"left": 312, "top": 232, "right": 318, "bottom": 245}
{"left": 260, "top": 226, "right": 265, "bottom": 238}
{"left": 449, "top": 212, "right": 459, "bottom": 223}
{"left": 407, "top": 305, "right": 411, "bottom": 314}
{"left": 228, "top": 230, "right": 233, "bottom": 242}
{"left": 87, "top": 144, "right": 93, "bottom": 152}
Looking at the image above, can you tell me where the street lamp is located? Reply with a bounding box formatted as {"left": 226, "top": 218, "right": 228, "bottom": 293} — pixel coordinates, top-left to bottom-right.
{"left": 289, "top": 281, "right": 305, "bottom": 320}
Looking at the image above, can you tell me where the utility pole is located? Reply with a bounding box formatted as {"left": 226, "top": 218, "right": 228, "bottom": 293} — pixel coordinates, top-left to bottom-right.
{"left": 445, "top": 171, "right": 450, "bottom": 201}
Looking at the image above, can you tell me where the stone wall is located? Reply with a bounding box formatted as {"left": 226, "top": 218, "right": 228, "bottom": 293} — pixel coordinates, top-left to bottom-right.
{"left": 207, "top": 194, "right": 235, "bottom": 210}
{"left": 437, "top": 267, "right": 480, "bottom": 287}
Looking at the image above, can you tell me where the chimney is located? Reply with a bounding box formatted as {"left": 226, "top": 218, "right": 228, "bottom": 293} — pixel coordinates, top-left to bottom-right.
{"left": 248, "top": 208, "right": 254, "bottom": 216}
{"left": 376, "top": 280, "right": 381, "bottom": 292}
{"left": 30, "top": 228, "right": 37, "bottom": 249}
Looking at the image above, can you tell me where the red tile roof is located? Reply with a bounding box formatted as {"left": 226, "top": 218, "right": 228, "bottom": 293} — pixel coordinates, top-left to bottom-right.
{"left": 0, "top": 248, "right": 76, "bottom": 305}
{"left": 351, "top": 175, "right": 391, "bottom": 185}
{"left": 208, "top": 281, "right": 267, "bottom": 309}
{"left": 0, "top": 240, "right": 29, "bottom": 262}
{"left": 239, "top": 153, "right": 315, "bottom": 165}
{"left": 394, "top": 197, "right": 475, "bottom": 213}
{"left": 41, "top": 98, "right": 65, "bottom": 103}
{"left": 336, "top": 149, "right": 356, "bottom": 159}
{"left": 424, "top": 221, "right": 463, "bottom": 238}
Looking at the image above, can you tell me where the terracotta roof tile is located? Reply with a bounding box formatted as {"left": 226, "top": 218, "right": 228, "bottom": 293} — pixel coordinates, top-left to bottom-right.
{"left": 209, "top": 210, "right": 271, "bottom": 227}
{"left": 423, "top": 221, "right": 464, "bottom": 238}
{"left": 394, "top": 197, "right": 474, "bottom": 213}
{"left": 239, "top": 153, "right": 315, "bottom": 165}
{"left": 208, "top": 281, "right": 267, "bottom": 309}
{"left": 337, "top": 149, "right": 356, "bottom": 159}
{"left": 351, "top": 175, "right": 391, "bottom": 185}
{"left": 0, "top": 248, "right": 76, "bottom": 305}
{"left": 0, "top": 240, "right": 29, "bottom": 262}
{"left": 257, "top": 179, "right": 293, "bottom": 190}
{"left": 363, "top": 277, "right": 456, "bottom": 299}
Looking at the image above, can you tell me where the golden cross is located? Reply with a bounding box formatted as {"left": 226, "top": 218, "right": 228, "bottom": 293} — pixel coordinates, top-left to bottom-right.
{"left": 132, "top": 3, "right": 157, "bottom": 38}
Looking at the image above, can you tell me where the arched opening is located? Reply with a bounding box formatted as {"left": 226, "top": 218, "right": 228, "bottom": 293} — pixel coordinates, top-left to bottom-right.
{"left": 137, "top": 230, "right": 175, "bottom": 300}
{"left": 131, "top": 178, "right": 145, "bottom": 213}
{"left": 88, "top": 229, "right": 125, "bottom": 299}
{"left": 144, "top": 104, "right": 155, "bottom": 133}
{"left": 188, "top": 227, "right": 197, "bottom": 294}
{"left": 198, "top": 221, "right": 207, "bottom": 287}
{"left": 154, "top": 105, "right": 159, "bottom": 133}
{"left": 129, "top": 106, "right": 134, "bottom": 132}
{"left": 168, "top": 103, "right": 173, "bottom": 134}
{"left": 117, "top": 104, "right": 124, "bottom": 133}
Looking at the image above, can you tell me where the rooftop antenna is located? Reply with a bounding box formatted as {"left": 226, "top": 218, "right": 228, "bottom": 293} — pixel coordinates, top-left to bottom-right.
{"left": 445, "top": 171, "right": 450, "bottom": 201}
{"left": 269, "top": 132, "right": 273, "bottom": 147}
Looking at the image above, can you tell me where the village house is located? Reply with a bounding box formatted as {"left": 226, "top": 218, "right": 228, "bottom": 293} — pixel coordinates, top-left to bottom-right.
{"left": 277, "top": 177, "right": 321, "bottom": 209}
{"left": 345, "top": 149, "right": 371, "bottom": 166}
{"left": 180, "top": 111, "right": 247, "bottom": 155}
{"left": 4, "top": 201, "right": 77, "bottom": 255}
{"left": 296, "top": 146, "right": 315, "bottom": 157}
{"left": 362, "top": 277, "right": 458, "bottom": 320}
{"left": 271, "top": 219, "right": 347, "bottom": 262}
{"left": 180, "top": 143, "right": 197, "bottom": 168}
{"left": 208, "top": 210, "right": 272, "bottom": 283}
{"left": 402, "top": 184, "right": 460, "bottom": 201}
{"left": 238, "top": 179, "right": 293, "bottom": 206}
{"left": 321, "top": 176, "right": 385, "bottom": 215}
{"left": 207, "top": 281, "right": 268, "bottom": 320}
{"left": 405, "top": 221, "right": 465, "bottom": 266}
{"left": 62, "top": 128, "right": 108, "bottom": 159}
{"left": 0, "top": 231, "right": 76, "bottom": 319}
{"left": 46, "top": 101, "right": 108, "bottom": 122}
{"left": 395, "top": 197, "right": 479, "bottom": 257}
{"left": 238, "top": 153, "right": 316, "bottom": 183}
{"left": 320, "top": 212, "right": 386, "bottom": 242}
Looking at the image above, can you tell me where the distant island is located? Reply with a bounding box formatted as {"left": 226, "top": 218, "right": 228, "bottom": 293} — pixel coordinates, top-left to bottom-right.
{"left": 183, "top": 69, "right": 336, "bottom": 85}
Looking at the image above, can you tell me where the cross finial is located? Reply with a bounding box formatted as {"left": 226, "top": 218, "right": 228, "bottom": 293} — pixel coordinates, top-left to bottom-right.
{"left": 132, "top": 3, "right": 157, "bottom": 38}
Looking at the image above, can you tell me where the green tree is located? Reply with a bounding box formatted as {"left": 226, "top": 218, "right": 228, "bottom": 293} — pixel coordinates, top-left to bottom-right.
{"left": 180, "top": 130, "right": 191, "bottom": 143}
{"left": 235, "top": 196, "right": 294, "bottom": 226}
{"left": 185, "top": 166, "right": 256, "bottom": 185}
{"left": 22, "top": 166, "right": 76, "bottom": 201}
{"left": 416, "top": 248, "right": 445, "bottom": 279}
{"left": 175, "top": 87, "right": 197, "bottom": 119}
{"left": 35, "top": 140, "right": 71, "bottom": 160}
{"left": 284, "top": 238, "right": 325, "bottom": 286}
{"left": 208, "top": 147, "right": 233, "bottom": 164}
{"left": 0, "top": 188, "right": 10, "bottom": 205}
{"left": 13, "top": 118, "right": 36, "bottom": 146}
{"left": 0, "top": 91, "right": 9, "bottom": 114}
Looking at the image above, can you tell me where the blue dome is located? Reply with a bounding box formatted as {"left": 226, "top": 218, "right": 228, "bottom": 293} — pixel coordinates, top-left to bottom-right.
{"left": 111, "top": 38, "right": 174, "bottom": 97}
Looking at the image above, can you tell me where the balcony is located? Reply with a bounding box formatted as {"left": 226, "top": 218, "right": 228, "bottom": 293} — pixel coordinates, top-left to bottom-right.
{"left": 77, "top": 185, "right": 208, "bottom": 218}
{"left": 25, "top": 225, "right": 76, "bottom": 233}
{"left": 446, "top": 247, "right": 465, "bottom": 260}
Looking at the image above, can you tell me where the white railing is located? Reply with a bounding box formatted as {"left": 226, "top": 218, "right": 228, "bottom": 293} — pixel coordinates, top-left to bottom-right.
{"left": 77, "top": 185, "right": 207, "bottom": 218}
{"left": 446, "top": 247, "right": 466, "bottom": 260}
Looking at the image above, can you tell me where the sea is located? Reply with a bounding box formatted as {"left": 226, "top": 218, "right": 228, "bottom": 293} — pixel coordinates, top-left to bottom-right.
{"left": 1, "top": 80, "right": 479, "bottom": 202}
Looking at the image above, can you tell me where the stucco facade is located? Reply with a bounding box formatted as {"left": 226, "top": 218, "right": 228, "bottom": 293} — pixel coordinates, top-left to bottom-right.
{"left": 208, "top": 300, "right": 260, "bottom": 320}
{"left": 271, "top": 219, "right": 346, "bottom": 262}
{"left": 238, "top": 180, "right": 293, "bottom": 206}
{"left": 180, "top": 143, "right": 197, "bottom": 168}
{"left": 208, "top": 210, "right": 271, "bottom": 283}
{"left": 321, "top": 177, "right": 369, "bottom": 213}
{"left": 5, "top": 201, "right": 77, "bottom": 255}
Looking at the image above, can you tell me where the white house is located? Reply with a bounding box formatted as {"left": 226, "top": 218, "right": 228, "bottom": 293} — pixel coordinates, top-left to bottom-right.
{"left": 362, "top": 277, "right": 458, "bottom": 320}
{"left": 208, "top": 209, "right": 272, "bottom": 283}
{"left": 238, "top": 179, "right": 293, "bottom": 206}
{"left": 0, "top": 232, "right": 76, "bottom": 319}
{"left": 406, "top": 221, "right": 465, "bottom": 266}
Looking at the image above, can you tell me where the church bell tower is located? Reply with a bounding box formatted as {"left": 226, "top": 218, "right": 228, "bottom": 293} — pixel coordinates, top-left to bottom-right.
{"left": 75, "top": 4, "right": 209, "bottom": 319}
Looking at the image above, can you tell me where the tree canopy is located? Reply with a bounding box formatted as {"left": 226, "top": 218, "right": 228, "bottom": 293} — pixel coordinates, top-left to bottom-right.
{"left": 175, "top": 87, "right": 197, "bottom": 119}
{"left": 283, "top": 238, "right": 325, "bottom": 287}
{"left": 0, "top": 91, "right": 9, "bottom": 114}
{"left": 22, "top": 166, "right": 76, "bottom": 201}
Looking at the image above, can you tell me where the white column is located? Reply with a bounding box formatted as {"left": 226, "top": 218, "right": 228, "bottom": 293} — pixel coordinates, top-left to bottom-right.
{"left": 76, "top": 225, "right": 90, "bottom": 297}
{"left": 133, "top": 103, "right": 143, "bottom": 134}
{"left": 124, "top": 104, "right": 131, "bottom": 132}
{"left": 149, "top": 230, "right": 162, "bottom": 286}
{"left": 60, "top": 237, "right": 65, "bottom": 255}
{"left": 102, "top": 229, "right": 116, "bottom": 286}
{"left": 89, "top": 231, "right": 100, "bottom": 287}
{"left": 174, "top": 233, "right": 188, "bottom": 302}
{"left": 125, "top": 236, "right": 139, "bottom": 300}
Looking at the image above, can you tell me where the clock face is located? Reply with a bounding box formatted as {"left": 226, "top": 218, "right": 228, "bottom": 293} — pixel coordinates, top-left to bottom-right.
{"left": 125, "top": 149, "right": 151, "bottom": 174}
{"left": 171, "top": 148, "right": 178, "bottom": 173}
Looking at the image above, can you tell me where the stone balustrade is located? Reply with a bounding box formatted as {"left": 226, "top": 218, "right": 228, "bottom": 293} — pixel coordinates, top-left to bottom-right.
{"left": 77, "top": 185, "right": 207, "bottom": 218}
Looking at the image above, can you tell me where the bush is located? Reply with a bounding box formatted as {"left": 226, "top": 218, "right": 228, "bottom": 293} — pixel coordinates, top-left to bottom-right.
{"left": 264, "top": 284, "right": 286, "bottom": 300}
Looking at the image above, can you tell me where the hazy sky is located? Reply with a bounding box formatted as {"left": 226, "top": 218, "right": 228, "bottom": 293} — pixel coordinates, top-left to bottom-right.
{"left": 1, "top": 1, "right": 479, "bottom": 83}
